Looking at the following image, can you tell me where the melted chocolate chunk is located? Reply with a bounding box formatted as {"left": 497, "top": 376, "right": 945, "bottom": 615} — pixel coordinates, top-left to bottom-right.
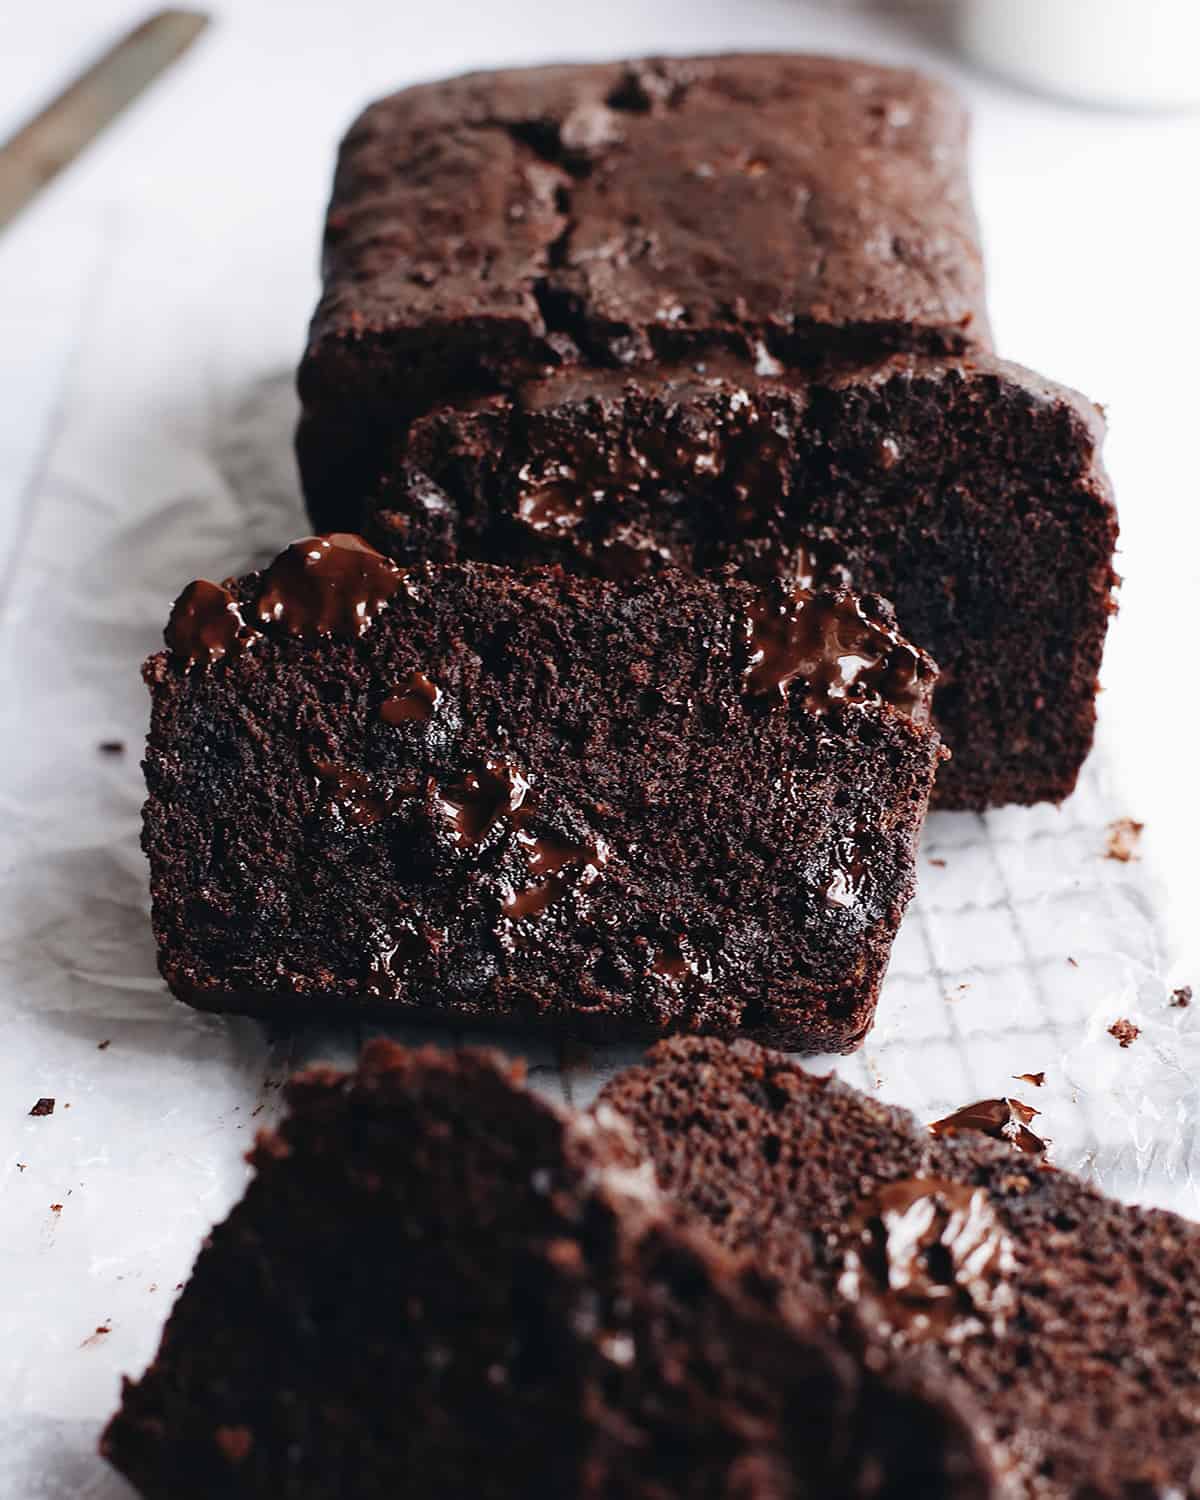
{"left": 651, "top": 936, "right": 692, "bottom": 984}
{"left": 312, "top": 762, "right": 416, "bottom": 830}
{"left": 166, "top": 580, "right": 259, "bottom": 669}
{"left": 590, "top": 526, "right": 679, "bottom": 580}
{"left": 502, "top": 830, "right": 608, "bottom": 921}
{"left": 380, "top": 671, "right": 441, "bottom": 724}
{"left": 630, "top": 424, "right": 722, "bottom": 482}
{"left": 837, "top": 1177, "right": 1015, "bottom": 1344}
{"left": 648, "top": 933, "right": 716, "bottom": 990}
{"left": 255, "top": 535, "right": 407, "bottom": 639}
{"left": 362, "top": 922, "right": 441, "bottom": 998}
{"left": 742, "top": 588, "right": 934, "bottom": 724}
{"left": 513, "top": 468, "right": 585, "bottom": 536}
{"left": 823, "top": 821, "right": 868, "bottom": 910}
{"left": 929, "top": 1097, "right": 1046, "bottom": 1156}
{"left": 433, "top": 758, "right": 608, "bottom": 922}
{"left": 434, "top": 760, "right": 531, "bottom": 848}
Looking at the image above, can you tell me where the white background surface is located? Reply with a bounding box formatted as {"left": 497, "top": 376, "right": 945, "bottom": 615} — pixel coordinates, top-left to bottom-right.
{"left": 1, "top": 3, "right": 1198, "bottom": 1495}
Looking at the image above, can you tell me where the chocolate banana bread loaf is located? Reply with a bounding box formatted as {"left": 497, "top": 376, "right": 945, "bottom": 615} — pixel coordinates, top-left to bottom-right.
{"left": 360, "top": 352, "right": 1117, "bottom": 808}
{"left": 601, "top": 1037, "right": 1200, "bottom": 1499}
{"left": 296, "top": 57, "right": 1115, "bottom": 808}
{"left": 142, "top": 535, "right": 941, "bottom": 1050}
{"left": 297, "top": 53, "right": 989, "bottom": 528}
{"left": 102, "top": 1042, "right": 996, "bottom": 1500}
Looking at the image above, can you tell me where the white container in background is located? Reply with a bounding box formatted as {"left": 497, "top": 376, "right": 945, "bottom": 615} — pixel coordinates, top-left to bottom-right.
{"left": 958, "top": 0, "right": 1200, "bottom": 110}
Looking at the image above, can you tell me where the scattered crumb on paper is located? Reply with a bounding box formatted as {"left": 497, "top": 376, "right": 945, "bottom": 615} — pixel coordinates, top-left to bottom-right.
{"left": 1105, "top": 818, "right": 1144, "bottom": 862}
{"left": 1108, "top": 1018, "right": 1141, "bottom": 1048}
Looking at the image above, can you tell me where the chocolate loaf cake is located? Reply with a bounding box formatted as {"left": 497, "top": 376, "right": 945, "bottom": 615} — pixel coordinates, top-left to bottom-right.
{"left": 297, "top": 53, "right": 989, "bottom": 528}
{"left": 601, "top": 1037, "right": 1200, "bottom": 1499}
{"left": 142, "top": 535, "right": 941, "bottom": 1050}
{"left": 103, "top": 1042, "right": 996, "bottom": 1500}
{"left": 362, "top": 353, "right": 1117, "bottom": 808}
{"left": 296, "top": 56, "right": 1116, "bottom": 808}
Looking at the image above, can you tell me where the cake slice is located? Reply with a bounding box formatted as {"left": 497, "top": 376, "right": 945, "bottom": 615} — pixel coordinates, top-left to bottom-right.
{"left": 297, "top": 53, "right": 988, "bottom": 526}
{"left": 362, "top": 352, "right": 1117, "bottom": 809}
{"left": 601, "top": 1037, "right": 1200, "bottom": 1499}
{"left": 102, "top": 1042, "right": 996, "bottom": 1500}
{"left": 142, "top": 535, "right": 941, "bottom": 1050}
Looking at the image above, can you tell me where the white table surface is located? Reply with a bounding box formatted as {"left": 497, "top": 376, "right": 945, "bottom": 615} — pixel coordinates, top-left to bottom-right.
{"left": 1, "top": 4, "right": 1198, "bottom": 1495}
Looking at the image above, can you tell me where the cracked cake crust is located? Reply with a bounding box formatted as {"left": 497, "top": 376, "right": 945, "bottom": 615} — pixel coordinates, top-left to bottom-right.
{"left": 297, "top": 54, "right": 989, "bottom": 525}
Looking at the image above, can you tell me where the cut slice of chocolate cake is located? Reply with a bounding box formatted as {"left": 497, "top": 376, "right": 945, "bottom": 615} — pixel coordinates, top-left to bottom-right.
{"left": 360, "top": 352, "right": 1117, "bottom": 809}
{"left": 142, "top": 535, "right": 942, "bottom": 1050}
{"left": 601, "top": 1037, "right": 1200, "bottom": 1499}
{"left": 102, "top": 1042, "right": 997, "bottom": 1500}
{"left": 297, "top": 53, "right": 989, "bottom": 527}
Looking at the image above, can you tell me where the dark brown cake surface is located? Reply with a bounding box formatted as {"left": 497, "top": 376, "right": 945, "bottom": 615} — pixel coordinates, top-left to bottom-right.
{"left": 601, "top": 1037, "right": 1200, "bottom": 1499}
{"left": 297, "top": 53, "right": 988, "bottom": 523}
{"left": 361, "top": 351, "right": 1118, "bottom": 809}
{"left": 102, "top": 1042, "right": 996, "bottom": 1500}
{"left": 142, "top": 538, "right": 941, "bottom": 1049}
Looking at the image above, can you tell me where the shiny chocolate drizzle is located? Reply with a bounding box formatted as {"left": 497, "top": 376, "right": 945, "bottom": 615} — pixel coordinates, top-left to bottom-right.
{"left": 837, "top": 1177, "right": 1016, "bottom": 1344}
{"left": 254, "top": 534, "right": 407, "bottom": 639}
{"left": 380, "top": 671, "right": 442, "bottom": 725}
{"left": 165, "top": 580, "right": 260, "bottom": 669}
{"left": 742, "top": 587, "right": 934, "bottom": 724}
{"left": 929, "top": 1097, "right": 1047, "bottom": 1156}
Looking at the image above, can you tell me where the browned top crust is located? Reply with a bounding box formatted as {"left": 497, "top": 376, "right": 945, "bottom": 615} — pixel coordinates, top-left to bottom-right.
{"left": 302, "top": 53, "right": 988, "bottom": 415}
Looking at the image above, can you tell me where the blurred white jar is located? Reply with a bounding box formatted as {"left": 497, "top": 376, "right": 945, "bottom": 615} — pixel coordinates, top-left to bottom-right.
{"left": 958, "top": 0, "right": 1200, "bottom": 110}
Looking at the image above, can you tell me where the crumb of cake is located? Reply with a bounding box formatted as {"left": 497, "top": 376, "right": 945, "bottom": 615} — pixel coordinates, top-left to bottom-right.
{"left": 16, "top": 1163, "right": 27, "bottom": 1172}
{"left": 82, "top": 1323, "right": 112, "bottom": 1347}
{"left": 1171, "top": 986, "right": 1192, "bottom": 1008}
{"left": 1105, "top": 818, "right": 1143, "bottom": 862}
{"left": 98, "top": 1039, "right": 111, "bottom": 1050}
{"left": 928, "top": 857, "right": 946, "bottom": 868}
{"left": 1067, "top": 956, "right": 1079, "bottom": 967}
{"left": 1014, "top": 1071, "right": 1045, "bottom": 1087}
{"left": 50, "top": 1203, "right": 62, "bottom": 1213}
{"left": 99, "top": 740, "right": 126, "bottom": 755}
{"left": 29, "top": 1097, "right": 55, "bottom": 1117}
{"left": 1108, "top": 1018, "right": 1140, "bottom": 1048}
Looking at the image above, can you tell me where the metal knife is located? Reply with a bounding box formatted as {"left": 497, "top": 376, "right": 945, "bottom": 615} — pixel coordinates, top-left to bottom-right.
{"left": 0, "top": 9, "right": 210, "bottom": 233}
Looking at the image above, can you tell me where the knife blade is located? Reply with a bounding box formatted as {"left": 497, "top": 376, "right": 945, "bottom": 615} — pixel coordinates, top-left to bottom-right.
{"left": 0, "top": 9, "right": 210, "bottom": 233}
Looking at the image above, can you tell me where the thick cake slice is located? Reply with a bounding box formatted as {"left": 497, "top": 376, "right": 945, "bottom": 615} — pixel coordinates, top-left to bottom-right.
{"left": 601, "top": 1037, "right": 1200, "bottom": 1500}
{"left": 102, "top": 1042, "right": 996, "bottom": 1500}
{"left": 298, "top": 53, "right": 988, "bottom": 524}
{"left": 142, "top": 535, "right": 941, "bottom": 1050}
{"left": 362, "top": 352, "right": 1117, "bottom": 809}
